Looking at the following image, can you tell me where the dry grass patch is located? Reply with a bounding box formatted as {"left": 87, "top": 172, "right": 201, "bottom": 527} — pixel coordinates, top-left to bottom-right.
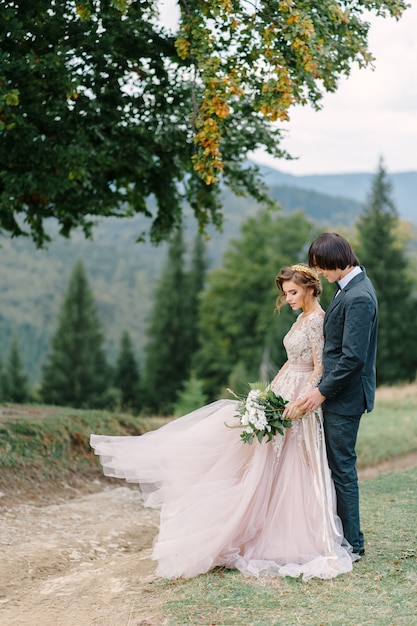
{"left": 375, "top": 381, "right": 417, "bottom": 402}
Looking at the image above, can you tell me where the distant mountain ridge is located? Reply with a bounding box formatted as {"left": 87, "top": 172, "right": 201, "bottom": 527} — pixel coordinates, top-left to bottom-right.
{"left": 268, "top": 185, "right": 362, "bottom": 226}
{"left": 254, "top": 163, "right": 417, "bottom": 223}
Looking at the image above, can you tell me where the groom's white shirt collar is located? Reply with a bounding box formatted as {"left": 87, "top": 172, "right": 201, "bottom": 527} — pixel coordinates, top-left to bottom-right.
{"left": 339, "top": 265, "right": 362, "bottom": 290}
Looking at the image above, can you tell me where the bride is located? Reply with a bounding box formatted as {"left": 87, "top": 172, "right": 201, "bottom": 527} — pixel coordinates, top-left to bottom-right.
{"left": 90, "top": 264, "right": 357, "bottom": 581}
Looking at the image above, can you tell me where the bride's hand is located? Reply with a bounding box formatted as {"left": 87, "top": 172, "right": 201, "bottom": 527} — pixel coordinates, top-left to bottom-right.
{"left": 283, "top": 400, "right": 304, "bottom": 420}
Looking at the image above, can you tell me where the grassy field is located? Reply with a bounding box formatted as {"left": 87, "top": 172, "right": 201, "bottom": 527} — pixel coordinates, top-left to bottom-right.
{"left": 357, "top": 383, "right": 417, "bottom": 467}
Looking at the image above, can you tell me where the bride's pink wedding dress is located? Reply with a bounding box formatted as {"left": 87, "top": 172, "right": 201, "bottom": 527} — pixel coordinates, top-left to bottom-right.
{"left": 90, "top": 312, "right": 356, "bottom": 581}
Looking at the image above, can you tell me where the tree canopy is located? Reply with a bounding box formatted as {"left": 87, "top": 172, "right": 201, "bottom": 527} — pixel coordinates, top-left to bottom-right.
{"left": 0, "top": 0, "right": 407, "bottom": 246}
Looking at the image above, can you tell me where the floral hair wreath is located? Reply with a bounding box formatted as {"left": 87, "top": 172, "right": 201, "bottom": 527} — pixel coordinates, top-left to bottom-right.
{"left": 290, "top": 264, "right": 319, "bottom": 281}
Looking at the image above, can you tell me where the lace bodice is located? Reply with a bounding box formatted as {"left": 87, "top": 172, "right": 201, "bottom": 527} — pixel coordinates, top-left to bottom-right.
{"left": 283, "top": 312, "right": 324, "bottom": 367}
{"left": 270, "top": 312, "right": 325, "bottom": 456}
{"left": 271, "top": 311, "right": 325, "bottom": 401}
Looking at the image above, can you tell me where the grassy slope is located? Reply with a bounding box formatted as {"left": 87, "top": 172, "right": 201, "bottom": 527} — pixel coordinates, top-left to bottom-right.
{"left": 0, "top": 405, "right": 170, "bottom": 494}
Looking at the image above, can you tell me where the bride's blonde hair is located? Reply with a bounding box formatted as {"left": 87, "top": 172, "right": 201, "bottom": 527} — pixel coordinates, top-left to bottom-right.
{"left": 275, "top": 264, "right": 322, "bottom": 311}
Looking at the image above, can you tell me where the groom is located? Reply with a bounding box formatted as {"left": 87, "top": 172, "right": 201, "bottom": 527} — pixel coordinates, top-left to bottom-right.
{"left": 299, "top": 232, "right": 378, "bottom": 557}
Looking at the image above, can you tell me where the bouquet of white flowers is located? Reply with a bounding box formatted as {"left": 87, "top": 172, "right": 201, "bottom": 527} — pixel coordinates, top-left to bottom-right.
{"left": 227, "top": 382, "right": 291, "bottom": 444}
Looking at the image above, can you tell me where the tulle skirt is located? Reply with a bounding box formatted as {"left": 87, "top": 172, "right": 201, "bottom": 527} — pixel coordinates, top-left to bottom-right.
{"left": 91, "top": 366, "right": 356, "bottom": 581}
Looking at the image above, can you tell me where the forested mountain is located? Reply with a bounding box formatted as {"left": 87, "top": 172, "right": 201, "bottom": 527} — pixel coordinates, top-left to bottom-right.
{"left": 0, "top": 167, "right": 414, "bottom": 384}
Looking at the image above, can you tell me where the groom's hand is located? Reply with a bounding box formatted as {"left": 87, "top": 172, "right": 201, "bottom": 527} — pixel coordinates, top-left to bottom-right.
{"left": 298, "top": 388, "right": 326, "bottom": 413}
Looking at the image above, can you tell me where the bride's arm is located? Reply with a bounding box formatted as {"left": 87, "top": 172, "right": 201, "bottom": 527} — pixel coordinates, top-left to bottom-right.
{"left": 284, "top": 316, "right": 324, "bottom": 419}
{"left": 304, "top": 331, "right": 324, "bottom": 392}
{"left": 297, "top": 316, "right": 326, "bottom": 413}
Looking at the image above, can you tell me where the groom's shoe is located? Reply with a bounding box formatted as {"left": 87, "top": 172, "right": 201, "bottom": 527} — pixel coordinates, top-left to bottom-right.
{"left": 353, "top": 548, "right": 365, "bottom": 560}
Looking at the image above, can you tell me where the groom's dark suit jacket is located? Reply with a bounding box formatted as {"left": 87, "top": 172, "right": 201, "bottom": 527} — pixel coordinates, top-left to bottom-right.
{"left": 318, "top": 267, "right": 378, "bottom": 416}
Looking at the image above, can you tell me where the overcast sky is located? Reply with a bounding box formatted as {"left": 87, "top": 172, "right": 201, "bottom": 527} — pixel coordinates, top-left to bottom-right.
{"left": 159, "top": 0, "right": 417, "bottom": 175}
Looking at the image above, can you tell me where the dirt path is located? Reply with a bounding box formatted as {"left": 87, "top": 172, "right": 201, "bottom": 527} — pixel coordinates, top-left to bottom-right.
{"left": 1, "top": 452, "right": 417, "bottom": 626}
{"left": 0, "top": 484, "right": 161, "bottom": 626}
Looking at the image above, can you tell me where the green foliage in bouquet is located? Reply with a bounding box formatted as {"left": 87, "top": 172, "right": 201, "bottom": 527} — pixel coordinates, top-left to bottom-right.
{"left": 228, "top": 382, "right": 291, "bottom": 445}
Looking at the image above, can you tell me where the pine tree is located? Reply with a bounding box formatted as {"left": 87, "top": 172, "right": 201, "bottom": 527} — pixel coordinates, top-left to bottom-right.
{"left": 173, "top": 372, "right": 208, "bottom": 417}
{"left": 142, "top": 227, "right": 190, "bottom": 413}
{"left": 41, "top": 259, "right": 109, "bottom": 407}
{"left": 2, "top": 332, "right": 30, "bottom": 403}
{"left": 355, "top": 161, "right": 417, "bottom": 384}
{"left": 114, "top": 330, "right": 140, "bottom": 410}
{"left": 186, "top": 234, "right": 207, "bottom": 362}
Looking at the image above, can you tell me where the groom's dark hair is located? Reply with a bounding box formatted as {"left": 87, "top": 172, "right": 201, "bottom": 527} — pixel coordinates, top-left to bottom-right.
{"left": 308, "top": 232, "right": 360, "bottom": 270}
